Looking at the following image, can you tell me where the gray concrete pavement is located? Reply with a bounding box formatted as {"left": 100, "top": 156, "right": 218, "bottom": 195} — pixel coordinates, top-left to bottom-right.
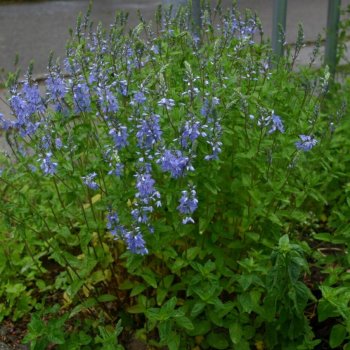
{"left": 1, "top": 0, "right": 350, "bottom": 74}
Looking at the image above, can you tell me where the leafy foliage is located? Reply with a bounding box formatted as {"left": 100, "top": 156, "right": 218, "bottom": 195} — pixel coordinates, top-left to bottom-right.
{"left": 0, "top": 2, "right": 349, "bottom": 349}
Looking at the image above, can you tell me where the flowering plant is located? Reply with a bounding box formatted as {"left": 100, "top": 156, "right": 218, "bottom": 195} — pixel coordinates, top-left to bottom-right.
{"left": 0, "top": 3, "right": 346, "bottom": 349}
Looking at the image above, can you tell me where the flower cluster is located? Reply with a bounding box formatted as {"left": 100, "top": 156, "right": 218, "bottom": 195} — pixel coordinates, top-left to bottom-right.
{"left": 295, "top": 135, "right": 318, "bottom": 152}
{"left": 0, "top": 5, "right": 323, "bottom": 258}
{"left": 177, "top": 186, "right": 198, "bottom": 224}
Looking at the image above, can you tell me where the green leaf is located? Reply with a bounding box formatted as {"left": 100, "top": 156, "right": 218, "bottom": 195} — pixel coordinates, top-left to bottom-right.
{"left": 330, "top": 324, "right": 347, "bottom": 348}
{"left": 167, "top": 332, "right": 180, "bottom": 350}
{"left": 229, "top": 322, "right": 242, "bottom": 344}
{"left": 141, "top": 269, "right": 157, "bottom": 288}
{"left": 186, "top": 320, "right": 211, "bottom": 336}
{"left": 131, "top": 284, "right": 146, "bottom": 297}
{"left": 158, "top": 320, "right": 172, "bottom": 342}
{"left": 191, "top": 302, "right": 206, "bottom": 317}
{"left": 98, "top": 294, "right": 117, "bottom": 303}
{"left": 157, "top": 288, "right": 168, "bottom": 305}
{"left": 66, "top": 280, "right": 84, "bottom": 299}
{"left": 207, "top": 331, "right": 229, "bottom": 349}
{"left": 185, "top": 247, "right": 201, "bottom": 260}
{"left": 175, "top": 316, "right": 194, "bottom": 330}
{"left": 127, "top": 304, "right": 146, "bottom": 314}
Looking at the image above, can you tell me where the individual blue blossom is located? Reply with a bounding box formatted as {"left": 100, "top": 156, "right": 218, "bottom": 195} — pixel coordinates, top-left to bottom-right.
{"left": 105, "top": 147, "right": 124, "bottom": 177}
{"left": 158, "top": 149, "right": 191, "bottom": 178}
{"left": 203, "top": 118, "right": 223, "bottom": 161}
{"left": 201, "top": 97, "right": 220, "bottom": 117}
{"left": 131, "top": 91, "right": 146, "bottom": 105}
{"left": 151, "top": 45, "right": 159, "bottom": 54}
{"left": 21, "top": 121, "right": 40, "bottom": 137}
{"left": 180, "top": 117, "right": 203, "bottom": 148}
{"left": 55, "top": 138, "right": 63, "bottom": 149}
{"left": 177, "top": 186, "right": 198, "bottom": 224}
{"left": 10, "top": 93, "right": 29, "bottom": 126}
{"left": 82, "top": 172, "right": 99, "bottom": 190}
{"left": 157, "top": 98, "right": 175, "bottom": 110}
{"left": 136, "top": 114, "right": 162, "bottom": 149}
{"left": 106, "top": 211, "right": 128, "bottom": 238}
{"left": 201, "top": 99, "right": 210, "bottom": 117}
{"left": 119, "top": 80, "right": 128, "bottom": 96}
{"left": 135, "top": 173, "right": 156, "bottom": 199}
{"left": 109, "top": 125, "right": 128, "bottom": 149}
{"left": 132, "top": 171, "right": 161, "bottom": 224}
{"left": 41, "top": 135, "right": 51, "bottom": 149}
{"left": 268, "top": 112, "right": 285, "bottom": 134}
{"left": 106, "top": 211, "right": 119, "bottom": 230}
{"left": 10, "top": 87, "right": 41, "bottom": 135}
{"left": 124, "top": 228, "right": 148, "bottom": 255}
{"left": 22, "top": 82, "right": 45, "bottom": 115}
{"left": 39, "top": 152, "right": 57, "bottom": 175}
{"left": 73, "top": 83, "right": 91, "bottom": 113}
{"left": 46, "top": 74, "right": 66, "bottom": 112}
{"left": 0, "top": 113, "right": 15, "bottom": 130}
{"left": 295, "top": 135, "right": 318, "bottom": 152}
{"left": 28, "top": 164, "right": 37, "bottom": 173}
{"left": 46, "top": 75, "right": 66, "bottom": 101}
{"left": 97, "top": 86, "right": 119, "bottom": 114}
{"left": 108, "top": 163, "right": 124, "bottom": 177}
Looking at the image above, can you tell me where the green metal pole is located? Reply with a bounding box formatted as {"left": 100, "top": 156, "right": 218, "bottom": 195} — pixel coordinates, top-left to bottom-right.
{"left": 272, "top": 0, "right": 288, "bottom": 58}
{"left": 192, "top": 0, "right": 202, "bottom": 33}
{"left": 325, "top": 0, "right": 341, "bottom": 75}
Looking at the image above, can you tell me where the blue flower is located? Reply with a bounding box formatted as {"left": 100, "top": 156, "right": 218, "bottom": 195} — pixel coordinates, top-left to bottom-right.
{"left": 22, "top": 82, "right": 45, "bottom": 115}
{"left": 157, "top": 98, "right": 175, "bottom": 110}
{"left": 180, "top": 117, "right": 202, "bottom": 148}
{"left": 119, "top": 80, "right": 128, "bottom": 96}
{"left": 132, "top": 171, "right": 161, "bottom": 224}
{"left": 132, "top": 91, "right": 147, "bottom": 105}
{"left": 268, "top": 112, "right": 285, "bottom": 134}
{"left": 73, "top": 83, "right": 91, "bottom": 113}
{"left": 124, "top": 229, "right": 148, "bottom": 255}
{"left": 55, "top": 138, "right": 63, "bottom": 149}
{"left": 97, "top": 86, "right": 119, "bottom": 114}
{"left": 82, "top": 172, "right": 99, "bottom": 190}
{"left": 46, "top": 75, "right": 66, "bottom": 101}
{"left": 39, "top": 152, "right": 57, "bottom": 175}
{"left": 109, "top": 125, "right": 128, "bottom": 150}
{"left": 106, "top": 211, "right": 128, "bottom": 239}
{"left": 295, "top": 135, "right": 318, "bottom": 151}
{"left": 159, "top": 149, "right": 190, "bottom": 178}
{"left": 136, "top": 114, "right": 162, "bottom": 149}
{"left": 177, "top": 187, "right": 198, "bottom": 224}
{"left": 135, "top": 173, "right": 156, "bottom": 199}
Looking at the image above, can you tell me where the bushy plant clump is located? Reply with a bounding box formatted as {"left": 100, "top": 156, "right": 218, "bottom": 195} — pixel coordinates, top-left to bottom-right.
{"left": 0, "top": 3, "right": 349, "bottom": 349}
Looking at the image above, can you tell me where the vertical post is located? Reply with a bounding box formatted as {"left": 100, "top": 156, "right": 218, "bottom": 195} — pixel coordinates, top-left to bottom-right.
{"left": 162, "top": 0, "right": 188, "bottom": 15}
{"left": 192, "top": 0, "right": 202, "bottom": 33}
{"left": 272, "top": 0, "right": 288, "bottom": 58}
{"left": 325, "top": 0, "right": 341, "bottom": 75}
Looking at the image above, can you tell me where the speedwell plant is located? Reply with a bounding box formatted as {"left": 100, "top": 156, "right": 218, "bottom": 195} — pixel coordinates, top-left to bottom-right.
{"left": 0, "top": 2, "right": 345, "bottom": 349}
